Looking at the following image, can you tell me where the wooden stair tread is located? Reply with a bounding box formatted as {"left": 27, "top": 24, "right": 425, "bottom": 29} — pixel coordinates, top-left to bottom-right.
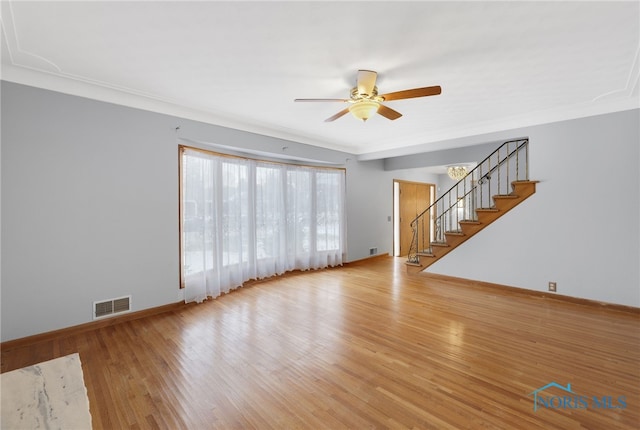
{"left": 430, "top": 242, "right": 449, "bottom": 247}
{"left": 493, "top": 194, "right": 519, "bottom": 199}
{"left": 459, "top": 220, "right": 480, "bottom": 225}
{"left": 476, "top": 208, "right": 499, "bottom": 212}
{"left": 417, "top": 252, "right": 435, "bottom": 258}
{"left": 405, "top": 261, "right": 422, "bottom": 267}
{"left": 445, "top": 231, "right": 464, "bottom": 236}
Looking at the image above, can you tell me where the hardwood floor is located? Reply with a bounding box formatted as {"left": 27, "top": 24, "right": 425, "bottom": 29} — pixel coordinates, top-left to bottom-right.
{"left": 2, "top": 257, "right": 639, "bottom": 429}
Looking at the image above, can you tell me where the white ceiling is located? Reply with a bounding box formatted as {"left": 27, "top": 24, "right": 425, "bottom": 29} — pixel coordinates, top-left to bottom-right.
{"left": 2, "top": 1, "right": 639, "bottom": 160}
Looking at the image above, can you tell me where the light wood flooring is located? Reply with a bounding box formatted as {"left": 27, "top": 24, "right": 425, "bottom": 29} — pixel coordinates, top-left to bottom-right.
{"left": 2, "top": 257, "right": 639, "bottom": 429}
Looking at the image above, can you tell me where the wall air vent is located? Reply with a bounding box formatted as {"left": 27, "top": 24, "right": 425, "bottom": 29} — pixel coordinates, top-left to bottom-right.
{"left": 93, "top": 295, "right": 131, "bottom": 320}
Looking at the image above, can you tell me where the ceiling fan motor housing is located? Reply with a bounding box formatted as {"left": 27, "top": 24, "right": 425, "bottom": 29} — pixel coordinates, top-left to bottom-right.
{"left": 351, "top": 86, "right": 380, "bottom": 101}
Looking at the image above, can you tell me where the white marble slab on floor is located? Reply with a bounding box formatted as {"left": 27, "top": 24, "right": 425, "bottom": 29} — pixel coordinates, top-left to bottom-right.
{"left": 1, "top": 352, "right": 92, "bottom": 429}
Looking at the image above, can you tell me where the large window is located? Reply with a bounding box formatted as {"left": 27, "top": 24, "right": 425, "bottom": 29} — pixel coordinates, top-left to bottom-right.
{"left": 180, "top": 147, "right": 346, "bottom": 303}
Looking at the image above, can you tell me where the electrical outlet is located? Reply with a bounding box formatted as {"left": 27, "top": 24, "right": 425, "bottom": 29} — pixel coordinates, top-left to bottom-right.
{"left": 548, "top": 282, "right": 557, "bottom": 292}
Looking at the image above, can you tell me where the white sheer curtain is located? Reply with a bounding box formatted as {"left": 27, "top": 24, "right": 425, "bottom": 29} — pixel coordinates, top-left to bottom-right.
{"left": 181, "top": 148, "right": 345, "bottom": 303}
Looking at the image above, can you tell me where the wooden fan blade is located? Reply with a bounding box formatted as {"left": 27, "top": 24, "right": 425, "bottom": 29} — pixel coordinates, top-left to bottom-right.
{"left": 357, "top": 70, "right": 377, "bottom": 96}
{"left": 325, "top": 108, "right": 350, "bottom": 122}
{"left": 294, "top": 98, "right": 349, "bottom": 102}
{"left": 377, "top": 104, "right": 403, "bottom": 120}
{"left": 380, "top": 85, "right": 442, "bottom": 101}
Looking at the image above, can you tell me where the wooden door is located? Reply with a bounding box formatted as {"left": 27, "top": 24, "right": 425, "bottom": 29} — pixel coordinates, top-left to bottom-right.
{"left": 397, "top": 181, "right": 434, "bottom": 257}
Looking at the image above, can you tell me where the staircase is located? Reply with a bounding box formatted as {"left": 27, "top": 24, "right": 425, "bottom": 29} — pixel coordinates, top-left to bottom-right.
{"left": 406, "top": 139, "right": 538, "bottom": 273}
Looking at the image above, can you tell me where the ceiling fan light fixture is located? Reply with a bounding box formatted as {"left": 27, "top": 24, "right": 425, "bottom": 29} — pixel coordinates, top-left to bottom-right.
{"left": 349, "top": 99, "right": 379, "bottom": 122}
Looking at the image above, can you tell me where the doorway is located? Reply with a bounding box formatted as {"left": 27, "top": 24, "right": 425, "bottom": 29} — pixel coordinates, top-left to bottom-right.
{"left": 393, "top": 180, "right": 435, "bottom": 257}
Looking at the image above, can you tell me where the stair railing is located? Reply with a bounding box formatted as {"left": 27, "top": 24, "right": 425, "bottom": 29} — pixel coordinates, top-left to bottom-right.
{"left": 407, "top": 138, "right": 529, "bottom": 264}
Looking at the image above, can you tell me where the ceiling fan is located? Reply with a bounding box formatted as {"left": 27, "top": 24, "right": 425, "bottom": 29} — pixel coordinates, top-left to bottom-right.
{"left": 294, "top": 70, "right": 441, "bottom": 122}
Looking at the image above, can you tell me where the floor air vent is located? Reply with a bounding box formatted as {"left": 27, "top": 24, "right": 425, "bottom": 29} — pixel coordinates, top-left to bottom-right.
{"left": 93, "top": 295, "right": 131, "bottom": 320}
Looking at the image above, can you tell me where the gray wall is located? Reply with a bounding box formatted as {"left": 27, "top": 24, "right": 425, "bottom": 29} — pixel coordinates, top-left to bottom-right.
{"left": 2, "top": 81, "right": 638, "bottom": 341}
{"left": 0, "top": 82, "right": 355, "bottom": 341}
{"left": 423, "top": 110, "right": 640, "bottom": 307}
{"left": 383, "top": 141, "right": 501, "bottom": 170}
{"left": 344, "top": 160, "right": 441, "bottom": 260}
{"left": 2, "top": 83, "right": 182, "bottom": 341}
